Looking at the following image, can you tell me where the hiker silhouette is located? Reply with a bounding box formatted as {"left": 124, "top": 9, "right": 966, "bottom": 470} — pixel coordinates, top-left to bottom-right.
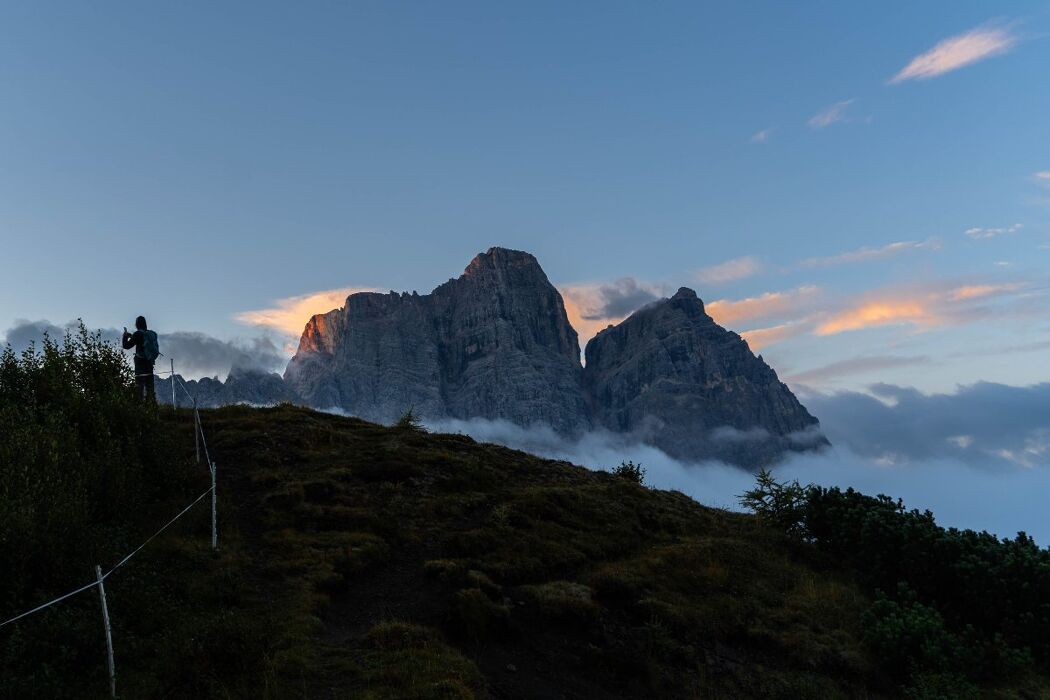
{"left": 122, "top": 316, "right": 160, "bottom": 402}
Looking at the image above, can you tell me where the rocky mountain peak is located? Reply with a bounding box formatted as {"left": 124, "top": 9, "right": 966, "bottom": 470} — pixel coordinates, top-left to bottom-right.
{"left": 284, "top": 247, "right": 588, "bottom": 433}
{"left": 583, "top": 291, "right": 826, "bottom": 465}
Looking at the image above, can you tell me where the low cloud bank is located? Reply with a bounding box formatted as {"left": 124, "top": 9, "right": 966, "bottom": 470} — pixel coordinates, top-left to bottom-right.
{"left": 2, "top": 319, "right": 285, "bottom": 380}
{"left": 803, "top": 382, "right": 1050, "bottom": 469}
{"left": 426, "top": 416, "right": 1050, "bottom": 545}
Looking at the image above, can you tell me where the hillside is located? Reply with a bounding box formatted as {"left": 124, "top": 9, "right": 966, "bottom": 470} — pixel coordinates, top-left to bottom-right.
{"left": 2, "top": 402, "right": 871, "bottom": 699}
{"left": 2, "top": 333, "right": 1048, "bottom": 698}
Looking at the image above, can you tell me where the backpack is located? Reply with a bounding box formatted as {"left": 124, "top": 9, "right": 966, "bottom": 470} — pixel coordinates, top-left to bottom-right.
{"left": 141, "top": 330, "right": 161, "bottom": 363}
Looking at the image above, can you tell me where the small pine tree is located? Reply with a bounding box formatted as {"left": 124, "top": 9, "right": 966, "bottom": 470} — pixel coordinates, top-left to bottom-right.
{"left": 739, "top": 468, "right": 809, "bottom": 538}
{"left": 396, "top": 407, "right": 426, "bottom": 432}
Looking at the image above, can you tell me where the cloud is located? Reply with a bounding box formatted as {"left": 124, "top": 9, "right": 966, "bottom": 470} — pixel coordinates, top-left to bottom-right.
{"left": 694, "top": 256, "right": 763, "bottom": 285}
{"left": 804, "top": 381, "right": 1050, "bottom": 470}
{"left": 235, "top": 286, "right": 378, "bottom": 336}
{"left": 799, "top": 239, "right": 940, "bottom": 268}
{"left": 750, "top": 128, "right": 772, "bottom": 144}
{"left": 785, "top": 355, "right": 933, "bottom": 387}
{"left": 948, "top": 283, "right": 1023, "bottom": 301}
{"left": 580, "top": 278, "right": 663, "bottom": 320}
{"left": 889, "top": 23, "right": 1019, "bottom": 84}
{"left": 808, "top": 99, "right": 855, "bottom": 129}
{"left": 740, "top": 322, "right": 810, "bottom": 351}
{"left": 815, "top": 299, "right": 932, "bottom": 336}
{"left": 560, "top": 278, "right": 666, "bottom": 349}
{"left": 2, "top": 319, "right": 285, "bottom": 380}
{"left": 1035, "top": 172, "right": 1050, "bottom": 187}
{"left": 965, "top": 223, "right": 1022, "bottom": 240}
{"left": 706, "top": 286, "right": 821, "bottom": 327}
{"left": 158, "top": 332, "right": 286, "bottom": 377}
{"left": 422, "top": 396, "right": 1050, "bottom": 543}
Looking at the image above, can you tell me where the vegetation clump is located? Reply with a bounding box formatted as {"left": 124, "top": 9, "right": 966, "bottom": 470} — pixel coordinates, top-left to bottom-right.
{"left": 741, "top": 470, "right": 1050, "bottom": 697}
{"left": 612, "top": 459, "right": 646, "bottom": 485}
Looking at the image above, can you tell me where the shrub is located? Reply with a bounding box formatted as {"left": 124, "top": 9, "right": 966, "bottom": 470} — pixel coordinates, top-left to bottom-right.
{"left": 612, "top": 460, "right": 646, "bottom": 485}
{"left": 0, "top": 323, "right": 199, "bottom": 691}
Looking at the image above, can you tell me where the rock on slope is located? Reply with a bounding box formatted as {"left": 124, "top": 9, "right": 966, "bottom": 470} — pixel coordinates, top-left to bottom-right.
{"left": 284, "top": 247, "right": 590, "bottom": 433}
{"left": 583, "top": 288, "right": 826, "bottom": 465}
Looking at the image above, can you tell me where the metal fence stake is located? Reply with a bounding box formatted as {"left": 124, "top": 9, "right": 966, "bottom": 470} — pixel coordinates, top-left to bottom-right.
{"left": 170, "top": 358, "right": 176, "bottom": 412}
{"left": 210, "top": 462, "right": 218, "bottom": 550}
{"left": 194, "top": 403, "right": 200, "bottom": 464}
{"left": 95, "top": 565, "right": 116, "bottom": 699}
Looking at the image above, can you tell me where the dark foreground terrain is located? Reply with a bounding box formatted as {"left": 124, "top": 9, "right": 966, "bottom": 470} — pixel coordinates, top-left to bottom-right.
{"left": 2, "top": 332, "right": 1048, "bottom": 698}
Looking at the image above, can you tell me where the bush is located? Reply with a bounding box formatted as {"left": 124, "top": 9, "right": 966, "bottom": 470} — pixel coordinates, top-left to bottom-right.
{"left": 741, "top": 471, "right": 1050, "bottom": 689}
{"left": 612, "top": 460, "right": 646, "bottom": 485}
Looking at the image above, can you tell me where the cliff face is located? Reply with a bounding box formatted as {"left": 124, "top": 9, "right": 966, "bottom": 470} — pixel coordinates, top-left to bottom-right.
{"left": 583, "top": 288, "right": 826, "bottom": 465}
{"left": 284, "top": 248, "right": 589, "bottom": 433}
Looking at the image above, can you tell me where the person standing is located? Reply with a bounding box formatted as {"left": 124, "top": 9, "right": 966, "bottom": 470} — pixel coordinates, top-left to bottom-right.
{"left": 122, "top": 316, "right": 160, "bottom": 402}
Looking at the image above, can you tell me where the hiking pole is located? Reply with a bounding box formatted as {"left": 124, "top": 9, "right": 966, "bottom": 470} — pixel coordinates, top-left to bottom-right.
{"left": 95, "top": 565, "right": 117, "bottom": 699}
{"left": 171, "top": 359, "right": 176, "bottom": 413}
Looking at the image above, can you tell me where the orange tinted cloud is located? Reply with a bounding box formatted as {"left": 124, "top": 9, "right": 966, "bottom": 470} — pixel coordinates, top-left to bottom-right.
{"left": 235, "top": 287, "right": 378, "bottom": 335}
{"left": 707, "top": 286, "right": 819, "bottom": 327}
{"left": 740, "top": 323, "right": 808, "bottom": 351}
{"left": 948, "top": 283, "right": 1023, "bottom": 301}
{"left": 816, "top": 300, "right": 932, "bottom": 336}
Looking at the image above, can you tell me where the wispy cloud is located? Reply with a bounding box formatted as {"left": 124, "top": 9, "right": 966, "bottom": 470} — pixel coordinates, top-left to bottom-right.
{"left": 750, "top": 128, "right": 773, "bottom": 144}
{"left": 785, "top": 355, "right": 933, "bottom": 387}
{"left": 808, "top": 99, "right": 855, "bottom": 129}
{"left": 707, "top": 286, "right": 821, "bottom": 327}
{"left": 236, "top": 286, "right": 379, "bottom": 335}
{"left": 740, "top": 322, "right": 809, "bottom": 351}
{"left": 889, "top": 22, "right": 1019, "bottom": 84}
{"left": 948, "top": 283, "right": 1024, "bottom": 301}
{"left": 965, "top": 223, "right": 1022, "bottom": 239}
{"left": 1034, "top": 171, "right": 1050, "bottom": 187}
{"left": 694, "top": 256, "right": 763, "bottom": 285}
{"left": 816, "top": 300, "right": 932, "bottom": 336}
{"left": 799, "top": 238, "right": 941, "bottom": 268}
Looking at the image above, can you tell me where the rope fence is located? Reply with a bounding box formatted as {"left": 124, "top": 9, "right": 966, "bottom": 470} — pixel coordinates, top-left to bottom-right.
{"left": 0, "top": 361, "right": 217, "bottom": 698}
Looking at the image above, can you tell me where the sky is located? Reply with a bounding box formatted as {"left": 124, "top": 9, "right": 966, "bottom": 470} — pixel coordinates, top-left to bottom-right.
{"left": 2, "top": 3, "right": 1050, "bottom": 528}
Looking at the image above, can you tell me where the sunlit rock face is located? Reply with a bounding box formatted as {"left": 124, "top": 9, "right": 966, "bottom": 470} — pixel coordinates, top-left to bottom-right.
{"left": 284, "top": 247, "right": 590, "bottom": 433}
{"left": 583, "top": 288, "right": 828, "bottom": 466}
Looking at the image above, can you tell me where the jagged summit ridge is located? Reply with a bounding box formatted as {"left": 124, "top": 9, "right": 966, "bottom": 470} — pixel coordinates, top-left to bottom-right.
{"left": 175, "top": 248, "right": 826, "bottom": 466}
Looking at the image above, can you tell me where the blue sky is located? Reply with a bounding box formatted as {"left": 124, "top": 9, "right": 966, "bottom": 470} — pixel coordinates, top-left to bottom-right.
{"left": 2, "top": 1, "right": 1049, "bottom": 395}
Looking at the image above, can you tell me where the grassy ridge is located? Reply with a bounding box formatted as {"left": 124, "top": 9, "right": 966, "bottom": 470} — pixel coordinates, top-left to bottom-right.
{"left": 2, "top": 333, "right": 1048, "bottom": 697}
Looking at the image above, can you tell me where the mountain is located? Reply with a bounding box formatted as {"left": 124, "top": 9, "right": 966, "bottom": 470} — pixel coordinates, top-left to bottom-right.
{"left": 284, "top": 247, "right": 590, "bottom": 433}
{"left": 155, "top": 368, "right": 300, "bottom": 408}
{"left": 167, "top": 248, "right": 826, "bottom": 466}
{"left": 583, "top": 288, "right": 827, "bottom": 465}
